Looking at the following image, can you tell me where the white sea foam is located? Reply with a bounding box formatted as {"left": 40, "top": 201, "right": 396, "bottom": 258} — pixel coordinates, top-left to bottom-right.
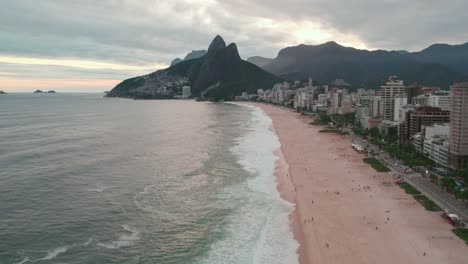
{"left": 199, "top": 103, "right": 299, "bottom": 264}
{"left": 97, "top": 225, "right": 140, "bottom": 249}
{"left": 37, "top": 246, "right": 69, "bottom": 261}
{"left": 82, "top": 238, "right": 93, "bottom": 246}
{"left": 86, "top": 185, "right": 110, "bottom": 193}
{"left": 14, "top": 257, "right": 30, "bottom": 264}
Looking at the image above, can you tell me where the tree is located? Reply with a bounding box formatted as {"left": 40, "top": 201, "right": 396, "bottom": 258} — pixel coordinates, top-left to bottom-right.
{"left": 460, "top": 191, "right": 468, "bottom": 202}
{"left": 386, "top": 127, "right": 398, "bottom": 144}
{"left": 430, "top": 174, "right": 439, "bottom": 185}
{"left": 441, "top": 177, "right": 457, "bottom": 193}
{"left": 457, "top": 169, "right": 468, "bottom": 186}
{"left": 369, "top": 127, "right": 380, "bottom": 139}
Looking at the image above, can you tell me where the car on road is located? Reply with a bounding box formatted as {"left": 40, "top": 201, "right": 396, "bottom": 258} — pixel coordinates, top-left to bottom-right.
{"left": 441, "top": 210, "right": 465, "bottom": 227}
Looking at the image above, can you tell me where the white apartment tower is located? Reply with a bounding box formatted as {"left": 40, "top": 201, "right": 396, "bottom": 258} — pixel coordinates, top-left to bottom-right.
{"left": 393, "top": 95, "right": 407, "bottom": 123}
{"left": 380, "top": 76, "right": 405, "bottom": 121}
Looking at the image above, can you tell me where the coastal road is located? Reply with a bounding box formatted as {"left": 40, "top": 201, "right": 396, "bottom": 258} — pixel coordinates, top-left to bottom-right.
{"left": 349, "top": 132, "right": 468, "bottom": 223}
{"left": 405, "top": 175, "right": 468, "bottom": 221}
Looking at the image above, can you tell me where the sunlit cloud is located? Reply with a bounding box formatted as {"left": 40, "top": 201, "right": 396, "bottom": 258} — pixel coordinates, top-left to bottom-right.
{"left": 0, "top": 56, "right": 167, "bottom": 72}
{"left": 0, "top": 71, "right": 18, "bottom": 76}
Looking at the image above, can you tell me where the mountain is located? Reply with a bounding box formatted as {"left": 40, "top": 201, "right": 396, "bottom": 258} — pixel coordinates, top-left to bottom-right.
{"left": 170, "top": 50, "right": 207, "bottom": 66}
{"left": 106, "top": 35, "right": 283, "bottom": 100}
{"left": 394, "top": 50, "right": 409, "bottom": 55}
{"left": 170, "top": 58, "right": 183, "bottom": 66}
{"left": 184, "top": 50, "right": 207, "bottom": 60}
{"left": 247, "top": 56, "right": 273, "bottom": 68}
{"left": 261, "top": 41, "right": 467, "bottom": 88}
{"left": 407, "top": 42, "right": 468, "bottom": 74}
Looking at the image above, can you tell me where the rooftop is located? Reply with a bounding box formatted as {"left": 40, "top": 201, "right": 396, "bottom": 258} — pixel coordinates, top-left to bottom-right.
{"left": 451, "top": 82, "right": 468, "bottom": 88}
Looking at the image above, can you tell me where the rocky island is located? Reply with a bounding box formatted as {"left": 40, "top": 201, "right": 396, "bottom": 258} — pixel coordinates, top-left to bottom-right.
{"left": 0, "top": 90, "right": 7, "bottom": 94}
{"left": 105, "top": 35, "right": 283, "bottom": 101}
{"left": 33, "top": 90, "right": 56, "bottom": 93}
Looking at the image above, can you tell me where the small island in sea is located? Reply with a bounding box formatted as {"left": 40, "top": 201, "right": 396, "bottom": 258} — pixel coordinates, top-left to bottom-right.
{"left": 33, "top": 90, "right": 56, "bottom": 93}
{"left": 0, "top": 90, "right": 7, "bottom": 94}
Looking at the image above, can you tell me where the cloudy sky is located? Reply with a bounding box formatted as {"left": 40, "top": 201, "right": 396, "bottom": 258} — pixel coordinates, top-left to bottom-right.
{"left": 1, "top": 0, "right": 467, "bottom": 92}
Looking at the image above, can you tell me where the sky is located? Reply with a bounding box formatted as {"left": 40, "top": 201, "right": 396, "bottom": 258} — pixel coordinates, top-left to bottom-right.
{"left": 1, "top": 0, "right": 468, "bottom": 92}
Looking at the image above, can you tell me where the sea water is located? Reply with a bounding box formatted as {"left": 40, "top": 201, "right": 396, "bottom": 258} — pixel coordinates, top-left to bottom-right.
{"left": 0, "top": 94, "right": 298, "bottom": 264}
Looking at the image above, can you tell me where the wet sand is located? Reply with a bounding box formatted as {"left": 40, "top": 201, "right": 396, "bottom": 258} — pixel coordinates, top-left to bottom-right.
{"left": 254, "top": 103, "right": 468, "bottom": 264}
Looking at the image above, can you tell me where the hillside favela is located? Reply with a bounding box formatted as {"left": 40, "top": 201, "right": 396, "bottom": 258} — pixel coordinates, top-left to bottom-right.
{"left": 1, "top": 1, "right": 468, "bottom": 264}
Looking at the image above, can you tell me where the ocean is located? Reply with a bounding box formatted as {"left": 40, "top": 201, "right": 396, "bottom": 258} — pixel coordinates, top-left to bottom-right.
{"left": 0, "top": 94, "right": 298, "bottom": 264}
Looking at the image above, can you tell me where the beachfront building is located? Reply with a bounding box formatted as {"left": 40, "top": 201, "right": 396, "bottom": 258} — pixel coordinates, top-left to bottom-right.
{"left": 407, "top": 83, "right": 423, "bottom": 105}
{"left": 357, "top": 95, "right": 373, "bottom": 108}
{"left": 398, "top": 105, "right": 416, "bottom": 142}
{"left": 341, "top": 98, "right": 354, "bottom": 114}
{"left": 294, "top": 88, "right": 307, "bottom": 109}
{"left": 412, "top": 133, "right": 424, "bottom": 152}
{"left": 329, "top": 89, "right": 344, "bottom": 114}
{"left": 422, "top": 86, "right": 440, "bottom": 94}
{"left": 393, "top": 95, "right": 407, "bottom": 123}
{"left": 356, "top": 105, "right": 371, "bottom": 129}
{"left": 370, "top": 96, "right": 381, "bottom": 118}
{"left": 182, "top": 86, "right": 191, "bottom": 98}
{"left": 380, "top": 120, "right": 399, "bottom": 142}
{"left": 357, "top": 88, "right": 367, "bottom": 96}
{"left": 380, "top": 76, "right": 405, "bottom": 121}
{"left": 449, "top": 82, "right": 468, "bottom": 170}
{"left": 412, "top": 94, "right": 429, "bottom": 106}
{"left": 408, "top": 106, "right": 450, "bottom": 139}
{"left": 424, "top": 136, "right": 450, "bottom": 168}
{"left": 428, "top": 91, "right": 451, "bottom": 111}
{"left": 420, "top": 124, "right": 450, "bottom": 168}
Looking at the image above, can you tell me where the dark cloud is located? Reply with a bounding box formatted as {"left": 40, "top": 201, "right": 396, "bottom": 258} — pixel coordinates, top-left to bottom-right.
{"left": 220, "top": 0, "right": 468, "bottom": 51}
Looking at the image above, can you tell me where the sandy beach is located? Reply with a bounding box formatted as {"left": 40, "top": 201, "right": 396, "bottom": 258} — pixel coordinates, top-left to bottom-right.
{"left": 253, "top": 103, "right": 468, "bottom": 264}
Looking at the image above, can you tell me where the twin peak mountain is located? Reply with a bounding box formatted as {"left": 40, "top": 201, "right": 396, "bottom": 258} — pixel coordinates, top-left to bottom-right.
{"left": 106, "top": 36, "right": 468, "bottom": 100}
{"left": 106, "top": 35, "right": 282, "bottom": 100}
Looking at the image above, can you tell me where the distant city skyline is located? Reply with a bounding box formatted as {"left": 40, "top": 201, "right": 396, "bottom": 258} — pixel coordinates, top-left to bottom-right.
{"left": 1, "top": 0, "right": 468, "bottom": 92}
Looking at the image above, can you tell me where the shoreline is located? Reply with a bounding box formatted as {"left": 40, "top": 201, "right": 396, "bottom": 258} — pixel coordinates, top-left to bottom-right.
{"left": 273, "top": 143, "right": 308, "bottom": 264}
{"left": 251, "top": 103, "right": 468, "bottom": 264}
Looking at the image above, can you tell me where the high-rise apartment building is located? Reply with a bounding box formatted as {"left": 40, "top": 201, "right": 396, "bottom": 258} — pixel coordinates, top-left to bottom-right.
{"left": 380, "top": 76, "right": 405, "bottom": 121}
{"left": 408, "top": 106, "right": 450, "bottom": 138}
{"left": 407, "top": 83, "right": 422, "bottom": 104}
{"left": 393, "top": 95, "right": 407, "bottom": 123}
{"left": 449, "top": 82, "right": 468, "bottom": 169}
{"left": 428, "top": 91, "right": 451, "bottom": 111}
